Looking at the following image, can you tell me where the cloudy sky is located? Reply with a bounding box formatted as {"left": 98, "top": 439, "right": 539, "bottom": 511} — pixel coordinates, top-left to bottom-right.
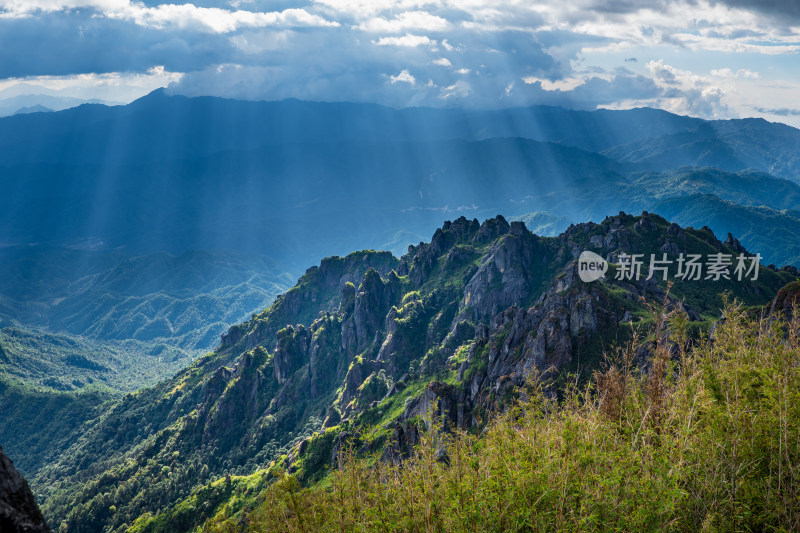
{"left": 1, "top": 0, "right": 799, "bottom": 125}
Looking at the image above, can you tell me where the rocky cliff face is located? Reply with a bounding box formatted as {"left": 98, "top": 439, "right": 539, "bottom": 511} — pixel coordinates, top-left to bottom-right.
{"left": 0, "top": 445, "right": 50, "bottom": 533}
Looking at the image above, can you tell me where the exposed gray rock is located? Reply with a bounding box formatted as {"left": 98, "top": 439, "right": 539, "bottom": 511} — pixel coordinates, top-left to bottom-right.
{"left": 0, "top": 445, "right": 50, "bottom": 533}
{"left": 461, "top": 230, "right": 542, "bottom": 321}
{"left": 724, "top": 232, "right": 747, "bottom": 254}
{"left": 769, "top": 282, "right": 800, "bottom": 319}
{"left": 273, "top": 325, "right": 311, "bottom": 384}
{"left": 353, "top": 269, "right": 401, "bottom": 352}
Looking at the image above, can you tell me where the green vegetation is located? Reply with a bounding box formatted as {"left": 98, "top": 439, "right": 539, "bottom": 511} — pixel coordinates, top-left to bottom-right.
{"left": 0, "top": 327, "right": 191, "bottom": 392}
{"left": 0, "top": 246, "right": 294, "bottom": 394}
{"left": 208, "top": 303, "right": 800, "bottom": 532}
{"left": 0, "top": 375, "right": 114, "bottom": 476}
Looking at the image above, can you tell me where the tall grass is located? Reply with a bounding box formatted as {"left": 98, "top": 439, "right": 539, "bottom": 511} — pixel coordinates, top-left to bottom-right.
{"left": 204, "top": 301, "right": 800, "bottom": 532}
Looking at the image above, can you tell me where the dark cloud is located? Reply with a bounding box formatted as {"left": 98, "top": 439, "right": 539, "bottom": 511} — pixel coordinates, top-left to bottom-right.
{"left": 0, "top": 11, "right": 236, "bottom": 78}
{"left": 1, "top": 0, "right": 795, "bottom": 119}
{"left": 711, "top": 0, "right": 800, "bottom": 22}
{"left": 753, "top": 107, "right": 800, "bottom": 116}
{"left": 585, "top": 0, "right": 671, "bottom": 14}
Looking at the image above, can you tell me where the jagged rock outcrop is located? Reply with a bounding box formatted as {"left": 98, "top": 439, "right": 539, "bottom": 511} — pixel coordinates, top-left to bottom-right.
{"left": 461, "top": 222, "right": 543, "bottom": 321}
{"left": 725, "top": 232, "right": 746, "bottom": 254}
{"left": 0, "top": 446, "right": 50, "bottom": 533}
{"left": 274, "top": 325, "right": 312, "bottom": 384}
{"left": 769, "top": 281, "right": 800, "bottom": 319}
{"left": 352, "top": 269, "right": 401, "bottom": 353}
{"left": 221, "top": 251, "right": 398, "bottom": 351}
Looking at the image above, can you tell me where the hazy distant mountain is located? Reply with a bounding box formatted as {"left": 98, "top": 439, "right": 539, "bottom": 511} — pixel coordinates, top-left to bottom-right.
{"left": 602, "top": 119, "right": 800, "bottom": 181}
{"left": 2, "top": 91, "right": 799, "bottom": 269}
{"left": 0, "top": 93, "right": 120, "bottom": 118}
{"left": 0, "top": 135, "right": 626, "bottom": 264}
{"left": 650, "top": 194, "right": 800, "bottom": 267}
{"left": 0, "top": 90, "right": 706, "bottom": 167}
{"left": 0, "top": 246, "right": 293, "bottom": 392}
{"left": 11, "top": 105, "right": 52, "bottom": 116}
{"left": 510, "top": 167, "right": 800, "bottom": 266}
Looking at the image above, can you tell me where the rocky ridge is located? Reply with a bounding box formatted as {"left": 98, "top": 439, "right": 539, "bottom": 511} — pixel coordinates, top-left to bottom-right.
{"left": 32, "top": 213, "right": 797, "bottom": 532}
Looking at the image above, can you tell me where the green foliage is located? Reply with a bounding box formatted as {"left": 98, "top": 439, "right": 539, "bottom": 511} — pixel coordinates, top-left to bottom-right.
{"left": 356, "top": 370, "right": 391, "bottom": 406}
{"left": 0, "top": 326, "right": 192, "bottom": 393}
{"left": 0, "top": 376, "right": 114, "bottom": 476}
{"left": 128, "top": 470, "right": 272, "bottom": 533}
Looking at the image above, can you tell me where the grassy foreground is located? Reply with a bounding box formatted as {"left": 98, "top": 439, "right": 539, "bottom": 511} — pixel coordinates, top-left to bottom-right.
{"left": 197, "top": 302, "right": 800, "bottom": 532}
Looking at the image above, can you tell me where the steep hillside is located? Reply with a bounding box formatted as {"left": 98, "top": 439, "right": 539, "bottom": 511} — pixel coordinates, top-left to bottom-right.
{"left": 0, "top": 328, "right": 184, "bottom": 392}
{"left": 21, "top": 214, "right": 794, "bottom": 532}
{"left": 651, "top": 194, "right": 800, "bottom": 267}
{"left": 0, "top": 378, "right": 111, "bottom": 482}
{"left": 192, "top": 300, "right": 800, "bottom": 532}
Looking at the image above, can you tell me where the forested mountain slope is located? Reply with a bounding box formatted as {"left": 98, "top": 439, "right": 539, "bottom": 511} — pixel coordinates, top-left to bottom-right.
{"left": 16, "top": 213, "right": 794, "bottom": 532}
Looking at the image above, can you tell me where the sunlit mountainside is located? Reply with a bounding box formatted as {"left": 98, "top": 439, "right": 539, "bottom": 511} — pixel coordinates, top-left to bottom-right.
{"left": 4, "top": 0, "right": 800, "bottom": 529}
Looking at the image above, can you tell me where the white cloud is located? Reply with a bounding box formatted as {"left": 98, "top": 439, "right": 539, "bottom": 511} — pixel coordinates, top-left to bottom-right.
{"left": 522, "top": 76, "right": 588, "bottom": 91}
{"left": 640, "top": 60, "right": 731, "bottom": 118}
{"left": 358, "top": 11, "right": 448, "bottom": 33}
{"left": 432, "top": 57, "right": 452, "bottom": 67}
{"left": 710, "top": 68, "right": 760, "bottom": 79}
{"left": 374, "top": 33, "right": 436, "bottom": 47}
{"left": 647, "top": 59, "right": 686, "bottom": 86}
{"left": 112, "top": 5, "right": 338, "bottom": 33}
{"left": 387, "top": 69, "right": 416, "bottom": 85}
{"left": 312, "top": 0, "right": 440, "bottom": 18}
{"left": 0, "top": 1, "right": 339, "bottom": 32}
{"left": 440, "top": 79, "right": 470, "bottom": 99}
{"left": 0, "top": 65, "right": 183, "bottom": 102}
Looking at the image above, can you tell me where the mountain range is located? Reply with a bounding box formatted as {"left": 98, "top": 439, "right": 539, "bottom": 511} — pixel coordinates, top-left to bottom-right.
{"left": 1, "top": 92, "right": 799, "bottom": 268}
{"left": 2, "top": 93, "right": 800, "bottom": 531}
{"left": 5, "top": 93, "right": 799, "bottom": 398}
{"left": 2, "top": 213, "right": 795, "bottom": 532}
